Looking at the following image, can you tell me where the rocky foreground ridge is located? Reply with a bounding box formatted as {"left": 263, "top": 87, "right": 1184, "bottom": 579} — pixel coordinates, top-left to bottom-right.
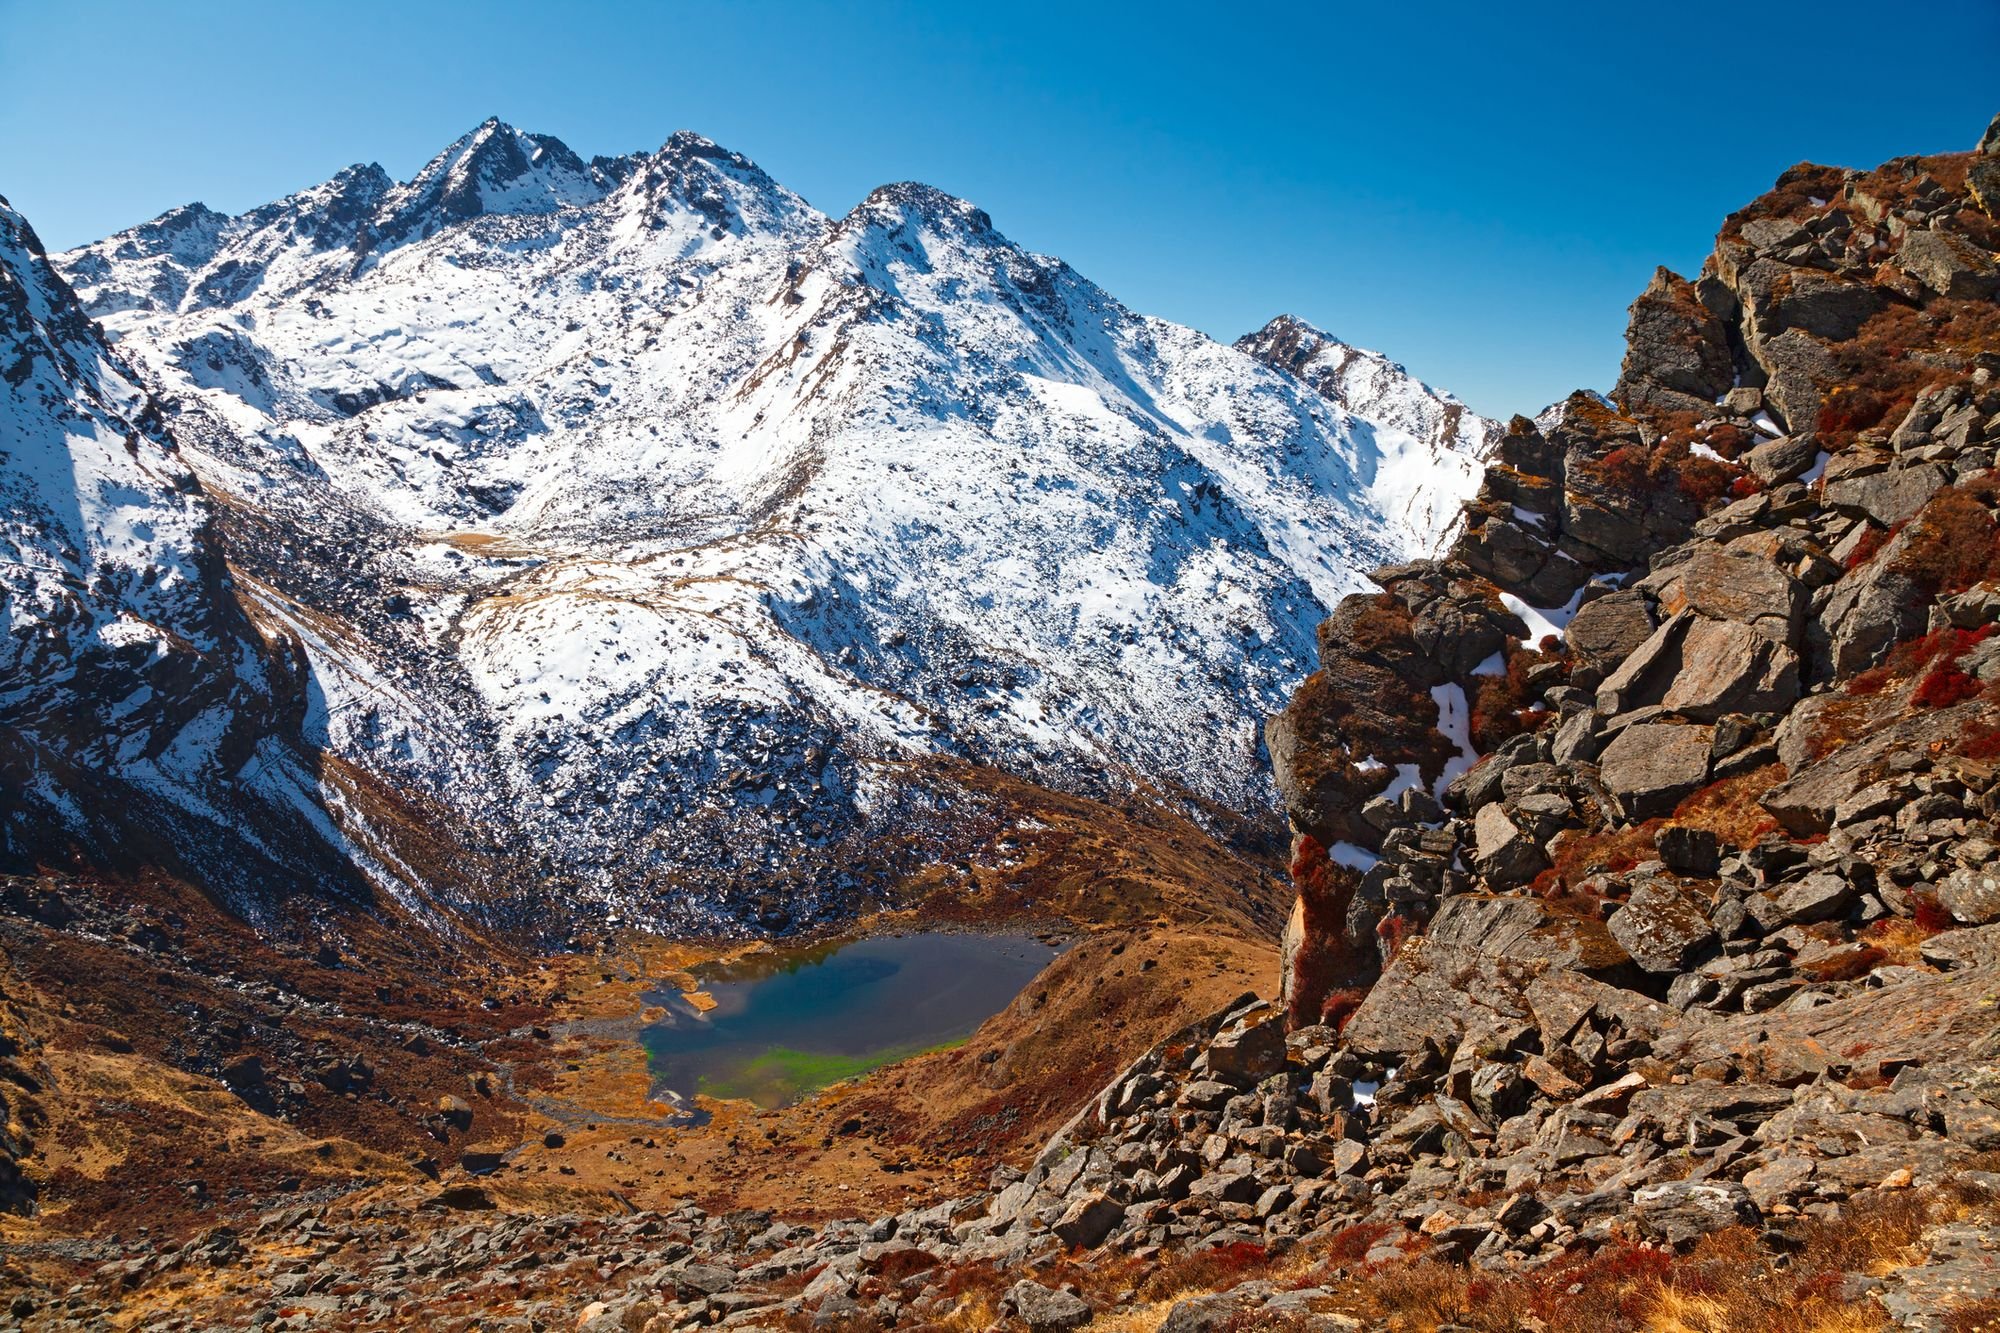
{"left": 6, "top": 117, "right": 2000, "bottom": 1333}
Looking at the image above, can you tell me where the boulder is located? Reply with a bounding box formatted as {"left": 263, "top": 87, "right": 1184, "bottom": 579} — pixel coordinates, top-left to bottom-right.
{"left": 1007, "top": 1281, "right": 1094, "bottom": 1332}
{"left": 1205, "top": 1016, "right": 1287, "bottom": 1084}
{"left": 1764, "top": 703, "right": 1979, "bottom": 834}
{"left": 1920, "top": 923, "right": 2000, "bottom": 970}
{"left": 1745, "top": 434, "right": 1820, "bottom": 485}
{"left": 1567, "top": 590, "right": 1657, "bottom": 674}
{"left": 1755, "top": 328, "right": 1841, "bottom": 435}
{"left": 1823, "top": 565, "right": 1928, "bottom": 679}
{"left": 1612, "top": 267, "right": 1736, "bottom": 415}
{"left": 1608, "top": 883, "right": 1718, "bottom": 973}
{"left": 1896, "top": 228, "right": 2000, "bottom": 301}
{"left": 1631, "top": 1180, "right": 1760, "bottom": 1247}
{"left": 1655, "top": 825, "right": 1720, "bottom": 877}
{"left": 1678, "top": 546, "right": 1803, "bottom": 643}
{"left": 1599, "top": 723, "right": 1713, "bottom": 820}
{"left": 1770, "top": 270, "right": 1884, "bottom": 342}
{"left": 1340, "top": 939, "right": 1537, "bottom": 1056}
{"left": 1051, "top": 1192, "right": 1125, "bottom": 1250}
{"left": 1659, "top": 618, "right": 1799, "bottom": 721}
{"left": 1771, "top": 873, "right": 1857, "bottom": 925}
{"left": 1424, "top": 894, "right": 1629, "bottom": 972}
{"left": 1740, "top": 1155, "right": 1816, "bottom": 1211}
{"left": 1472, "top": 803, "right": 1548, "bottom": 888}
{"left": 1825, "top": 463, "right": 1949, "bottom": 529}
{"left": 1939, "top": 865, "right": 2000, "bottom": 926}
{"left": 1596, "top": 611, "right": 1693, "bottom": 715}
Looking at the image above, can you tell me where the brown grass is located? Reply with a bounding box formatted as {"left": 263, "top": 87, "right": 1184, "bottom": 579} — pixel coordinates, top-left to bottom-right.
{"left": 1672, "top": 766, "right": 1785, "bottom": 850}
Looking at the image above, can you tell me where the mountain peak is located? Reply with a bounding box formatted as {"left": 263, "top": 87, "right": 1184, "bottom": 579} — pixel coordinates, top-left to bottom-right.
{"left": 846, "top": 182, "right": 995, "bottom": 241}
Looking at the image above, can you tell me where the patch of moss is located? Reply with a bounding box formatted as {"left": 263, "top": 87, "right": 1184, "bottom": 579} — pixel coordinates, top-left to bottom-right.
{"left": 696, "top": 1036, "right": 970, "bottom": 1105}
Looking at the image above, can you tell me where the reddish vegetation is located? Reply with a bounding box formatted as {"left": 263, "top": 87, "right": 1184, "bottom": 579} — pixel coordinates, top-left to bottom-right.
{"left": 1469, "top": 644, "right": 1566, "bottom": 752}
{"left": 1892, "top": 480, "right": 2000, "bottom": 596}
{"left": 1137, "top": 1241, "right": 1271, "bottom": 1301}
{"left": 1849, "top": 624, "right": 1996, "bottom": 699}
{"left": 1962, "top": 719, "right": 2000, "bottom": 761}
{"left": 1913, "top": 890, "right": 1958, "bottom": 936}
{"left": 1550, "top": 821, "right": 1663, "bottom": 889}
{"left": 1672, "top": 766, "right": 1786, "bottom": 849}
{"left": 1843, "top": 521, "right": 1891, "bottom": 570}
{"left": 1915, "top": 660, "right": 1985, "bottom": 709}
{"left": 1568, "top": 408, "right": 1758, "bottom": 515}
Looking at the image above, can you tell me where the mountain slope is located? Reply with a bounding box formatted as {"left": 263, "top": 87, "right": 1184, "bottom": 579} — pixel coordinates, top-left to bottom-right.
{"left": 0, "top": 195, "right": 374, "bottom": 909}
{"left": 49, "top": 121, "right": 1496, "bottom": 932}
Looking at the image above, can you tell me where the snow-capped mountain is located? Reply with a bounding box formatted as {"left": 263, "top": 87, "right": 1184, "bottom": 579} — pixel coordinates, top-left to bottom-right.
{"left": 0, "top": 195, "right": 375, "bottom": 908}
{"left": 1236, "top": 315, "right": 1501, "bottom": 545}
{"left": 38, "top": 119, "right": 1495, "bottom": 933}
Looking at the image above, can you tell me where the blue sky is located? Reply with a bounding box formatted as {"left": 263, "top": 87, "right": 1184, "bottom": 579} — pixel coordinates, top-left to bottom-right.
{"left": 3, "top": 1, "right": 1994, "bottom": 417}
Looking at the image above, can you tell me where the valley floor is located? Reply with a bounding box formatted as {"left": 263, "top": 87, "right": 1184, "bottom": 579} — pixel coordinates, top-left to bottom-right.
{"left": 0, "top": 777, "right": 1285, "bottom": 1330}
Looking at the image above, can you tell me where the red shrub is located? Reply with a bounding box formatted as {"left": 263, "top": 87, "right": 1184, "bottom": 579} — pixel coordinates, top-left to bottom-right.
{"left": 1892, "top": 486, "right": 2000, "bottom": 595}
{"left": 1962, "top": 720, "right": 2000, "bottom": 760}
{"left": 1374, "top": 910, "right": 1414, "bottom": 963}
{"left": 1818, "top": 385, "right": 1893, "bottom": 435}
{"left": 1322, "top": 1221, "right": 1396, "bottom": 1264}
{"left": 1730, "top": 474, "right": 1766, "bottom": 500}
{"left": 1469, "top": 644, "right": 1566, "bottom": 752}
{"left": 1705, "top": 422, "right": 1749, "bottom": 460}
{"left": 1913, "top": 891, "right": 1957, "bottom": 935}
{"left": 1848, "top": 624, "right": 1996, "bottom": 697}
{"left": 1674, "top": 454, "right": 1736, "bottom": 507}
{"left": 1843, "top": 523, "right": 1889, "bottom": 571}
{"left": 1915, "top": 662, "right": 1983, "bottom": 708}
{"left": 1591, "top": 445, "right": 1650, "bottom": 492}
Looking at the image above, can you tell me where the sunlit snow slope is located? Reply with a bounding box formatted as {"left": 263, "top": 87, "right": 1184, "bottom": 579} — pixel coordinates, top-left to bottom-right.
{"left": 50, "top": 120, "right": 1494, "bottom": 931}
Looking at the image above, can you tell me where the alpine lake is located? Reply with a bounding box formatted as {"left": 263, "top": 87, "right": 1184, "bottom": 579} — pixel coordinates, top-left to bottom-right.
{"left": 639, "top": 932, "right": 1060, "bottom": 1110}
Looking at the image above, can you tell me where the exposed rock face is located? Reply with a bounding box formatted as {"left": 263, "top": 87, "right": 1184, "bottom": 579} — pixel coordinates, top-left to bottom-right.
{"left": 1256, "top": 111, "right": 2000, "bottom": 1326}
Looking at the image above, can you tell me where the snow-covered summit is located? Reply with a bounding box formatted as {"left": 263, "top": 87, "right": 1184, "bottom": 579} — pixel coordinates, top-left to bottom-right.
{"left": 43, "top": 123, "right": 1498, "bottom": 933}
{"left": 1237, "top": 314, "right": 1501, "bottom": 544}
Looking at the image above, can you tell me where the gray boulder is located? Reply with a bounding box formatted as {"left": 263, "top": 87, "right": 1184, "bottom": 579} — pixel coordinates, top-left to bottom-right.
{"left": 1896, "top": 228, "right": 2000, "bottom": 300}
{"left": 1051, "top": 1192, "right": 1125, "bottom": 1250}
{"left": 1608, "top": 883, "right": 1718, "bottom": 973}
{"left": 1600, "top": 723, "right": 1713, "bottom": 820}
{"left": 1631, "top": 1180, "right": 1761, "bottom": 1247}
{"left": 1007, "top": 1281, "right": 1093, "bottom": 1332}
{"left": 1745, "top": 434, "right": 1820, "bottom": 485}
{"left": 1205, "top": 1015, "right": 1287, "bottom": 1084}
{"left": 1567, "top": 589, "right": 1657, "bottom": 675}
{"left": 1772, "top": 872, "right": 1858, "bottom": 925}
{"left": 1659, "top": 618, "right": 1800, "bottom": 721}
{"left": 1821, "top": 565, "right": 1927, "bottom": 681}
{"left": 1756, "top": 328, "right": 1841, "bottom": 435}
{"left": 1940, "top": 865, "right": 2000, "bottom": 926}
{"left": 1472, "top": 802, "right": 1549, "bottom": 888}
{"left": 1655, "top": 825, "right": 1720, "bottom": 877}
{"left": 1824, "top": 463, "right": 1948, "bottom": 528}
{"left": 1678, "top": 546, "right": 1804, "bottom": 643}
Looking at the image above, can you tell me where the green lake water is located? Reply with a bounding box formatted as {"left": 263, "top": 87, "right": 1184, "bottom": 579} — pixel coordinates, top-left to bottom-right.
{"left": 640, "top": 932, "right": 1059, "bottom": 1109}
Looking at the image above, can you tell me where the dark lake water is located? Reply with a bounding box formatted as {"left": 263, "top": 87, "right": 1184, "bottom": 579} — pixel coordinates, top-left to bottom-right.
{"left": 640, "top": 932, "right": 1059, "bottom": 1109}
